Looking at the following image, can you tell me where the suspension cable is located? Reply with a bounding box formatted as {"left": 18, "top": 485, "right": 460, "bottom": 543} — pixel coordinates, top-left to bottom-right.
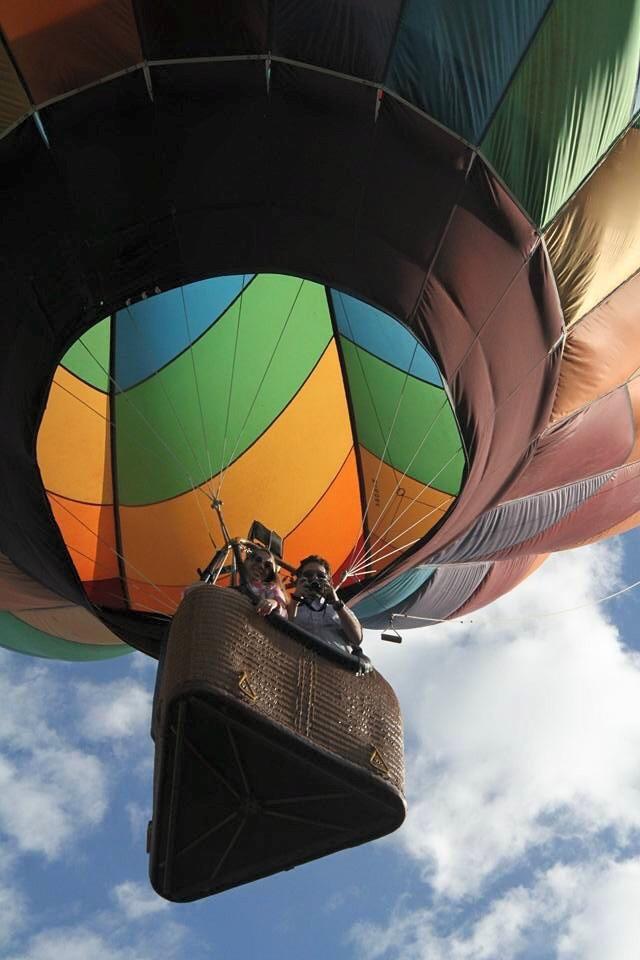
{"left": 51, "top": 371, "right": 215, "bottom": 554}
{"left": 390, "top": 574, "right": 640, "bottom": 628}
{"left": 49, "top": 493, "right": 177, "bottom": 612}
{"left": 179, "top": 283, "right": 216, "bottom": 498}
{"left": 59, "top": 540, "right": 177, "bottom": 615}
{"left": 75, "top": 331, "right": 218, "bottom": 567}
{"left": 348, "top": 398, "right": 451, "bottom": 571}
{"left": 217, "top": 274, "right": 246, "bottom": 498}
{"left": 347, "top": 451, "right": 461, "bottom": 577}
{"left": 347, "top": 243, "right": 546, "bottom": 581}
{"left": 123, "top": 304, "right": 216, "bottom": 505}
{"left": 338, "top": 291, "right": 420, "bottom": 574}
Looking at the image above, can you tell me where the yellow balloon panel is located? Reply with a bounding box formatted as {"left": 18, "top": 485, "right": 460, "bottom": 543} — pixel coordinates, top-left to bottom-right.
{"left": 545, "top": 127, "right": 640, "bottom": 329}
{"left": 38, "top": 367, "right": 112, "bottom": 505}
{"left": 119, "top": 343, "right": 353, "bottom": 597}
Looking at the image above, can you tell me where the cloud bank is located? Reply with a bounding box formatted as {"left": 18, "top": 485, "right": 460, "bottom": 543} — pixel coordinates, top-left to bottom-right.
{"left": 356, "top": 541, "right": 640, "bottom": 958}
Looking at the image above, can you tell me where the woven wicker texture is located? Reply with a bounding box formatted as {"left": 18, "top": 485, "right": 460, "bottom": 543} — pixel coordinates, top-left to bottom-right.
{"left": 149, "top": 586, "right": 406, "bottom": 900}
{"left": 155, "top": 585, "right": 405, "bottom": 792}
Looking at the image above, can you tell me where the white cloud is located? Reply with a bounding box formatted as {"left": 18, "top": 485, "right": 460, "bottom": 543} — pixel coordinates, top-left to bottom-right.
{"left": 75, "top": 679, "right": 152, "bottom": 741}
{"left": 5, "top": 927, "right": 147, "bottom": 960}
{"left": 0, "top": 656, "right": 180, "bottom": 959}
{"left": 351, "top": 884, "right": 539, "bottom": 960}
{"left": 0, "top": 746, "right": 107, "bottom": 859}
{"left": 112, "top": 881, "right": 168, "bottom": 921}
{"left": 351, "top": 857, "right": 640, "bottom": 960}
{"left": 4, "top": 920, "right": 189, "bottom": 960}
{"left": 0, "top": 665, "right": 63, "bottom": 754}
{"left": 127, "top": 652, "right": 157, "bottom": 676}
{"left": 364, "top": 542, "right": 640, "bottom": 898}
{"left": 0, "top": 880, "right": 26, "bottom": 950}
{"left": 0, "top": 661, "right": 108, "bottom": 859}
{"left": 126, "top": 802, "right": 150, "bottom": 842}
{"left": 557, "top": 857, "right": 640, "bottom": 960}
{"left": 5, "top": 928, "right": 123, "bottom": 960}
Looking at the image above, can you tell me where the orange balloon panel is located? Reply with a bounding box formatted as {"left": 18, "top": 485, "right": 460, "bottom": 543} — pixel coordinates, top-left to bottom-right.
{"left": 48, "top": 494, "right": 118, "bottom": 583}
{"left": 119, "top": 343, "right": 353, "bottom": 594}
{"left": 126, "top": 580, "right": 184, "bottom": 616}
{"left": 38, "top": 368, "right": 113, "bottom": 505}
{"left": 283, "top": 449, "right": 362, "bottom": 573}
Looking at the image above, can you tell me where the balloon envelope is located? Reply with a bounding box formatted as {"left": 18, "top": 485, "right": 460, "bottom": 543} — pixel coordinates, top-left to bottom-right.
{"left": 1, "top": 1, "right": 640, "bottom": 658}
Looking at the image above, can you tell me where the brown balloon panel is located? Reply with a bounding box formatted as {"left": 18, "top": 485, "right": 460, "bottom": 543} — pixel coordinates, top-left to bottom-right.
{"left": 148, "top": 586, "right": 406, "bottom": 901}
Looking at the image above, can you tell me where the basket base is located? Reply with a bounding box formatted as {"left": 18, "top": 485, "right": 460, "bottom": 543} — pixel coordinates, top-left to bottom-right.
{"left": 149, "top": 688, "right": 406, "bottom": 901}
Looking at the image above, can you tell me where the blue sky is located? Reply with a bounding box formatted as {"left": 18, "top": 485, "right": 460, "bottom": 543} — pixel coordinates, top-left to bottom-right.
{"left": 2, "top": 534, "right": 640, "bottom": 959}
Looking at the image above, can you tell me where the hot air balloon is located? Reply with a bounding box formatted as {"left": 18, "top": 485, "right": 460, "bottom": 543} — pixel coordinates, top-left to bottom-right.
{"left": 3, "top": 1, "right": 640, "bottom": 659}
{"left": 2, "top": 0, "right": 640, "bottom": 898}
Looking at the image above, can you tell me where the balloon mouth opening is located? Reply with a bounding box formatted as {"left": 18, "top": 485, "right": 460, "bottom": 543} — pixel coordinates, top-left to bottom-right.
{"left": 36, "top": 272, "right": 466, "bottom": 619}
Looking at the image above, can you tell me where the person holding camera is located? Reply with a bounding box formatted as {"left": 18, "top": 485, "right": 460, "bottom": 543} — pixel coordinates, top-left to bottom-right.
{"left": 288, "top": 555, "right": 362, "bottom": 654}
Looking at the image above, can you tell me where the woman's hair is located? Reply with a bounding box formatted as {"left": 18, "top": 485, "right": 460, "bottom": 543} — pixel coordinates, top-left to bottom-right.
{"left": 296, "top": 555, "right": 332, "bottom": 578}
{"left": 245, "top": 547, "right": 285, "bottom": 588}
{"left": 244, "top": 548, "right": 274, "bottom": 581}
{"left": 267, "top": 562, "right": 288, "bottom": 595}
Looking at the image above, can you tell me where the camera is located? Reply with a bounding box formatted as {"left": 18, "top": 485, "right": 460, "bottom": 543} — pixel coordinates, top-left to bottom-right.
{"left": 306, "top": 577, "right": 326, "bottom": 594}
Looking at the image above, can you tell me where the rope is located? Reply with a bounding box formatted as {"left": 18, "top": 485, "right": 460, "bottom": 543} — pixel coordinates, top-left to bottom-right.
{"left": 76, "top": 337, "right": 214, "bottom": 509}
{"left": 339, "top": 290, "right": 420, "bottom": 573}
{"left": 75, "top": 333, "right": 216, "bottom": 554}
{"left": 348, "top": 538, "right": 420, "bottom": 579}
{"left": 216, "top": 277, "right": 306, "bottom": 498}
{"left": 49, "top": 493, "right": 177, "bottom": 613}
{"left": 390, "top": 576, "right": 640, "bottom": 628}
{"left": 347, "top": 244, "right": 548, "bottom": 580}
{"left": 123, "top": 304, "right": 215, "bottom": 504}
{"left": 60, "top": 542, "right": 176, "bottom": 615}
{"left": 51, "top": 371, "right": 216, "bottom": 559}
{"left": 217, "top": 274, "right": 246, "bottom": 497}
{"left": 347, "top": 452, "right": 461, "bottom": 577}
{"left": 348, "top": 396, "right": 453, "bottom": 573}
{"left": 52, "top": 375, "right": 187, "bottom": 475}
{"left": 179, "top": 283, "right": 217, "bottom": 499}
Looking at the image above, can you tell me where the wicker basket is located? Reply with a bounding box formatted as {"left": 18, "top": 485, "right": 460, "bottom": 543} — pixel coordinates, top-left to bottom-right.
{"left": 148, "top": 585, "right": 406, "bottom": 901}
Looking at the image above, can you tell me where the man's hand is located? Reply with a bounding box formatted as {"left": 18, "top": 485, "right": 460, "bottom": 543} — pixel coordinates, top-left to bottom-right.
{"left": 321, "top": 581, "right": 342, "bottom": 607}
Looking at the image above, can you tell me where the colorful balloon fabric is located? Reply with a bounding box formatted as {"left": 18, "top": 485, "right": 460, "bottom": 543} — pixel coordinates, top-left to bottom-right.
{"left": 2, "top": 1, "right": 640, "bottom": 659}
